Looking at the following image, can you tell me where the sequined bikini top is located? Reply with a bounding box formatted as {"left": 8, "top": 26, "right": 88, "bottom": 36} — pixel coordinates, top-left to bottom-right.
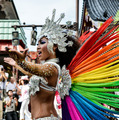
{"left": 29, "top": 59, "right": 72, "bottom": 99}
{"left": 29, "top": 61, "right": 60, "bottom": 96}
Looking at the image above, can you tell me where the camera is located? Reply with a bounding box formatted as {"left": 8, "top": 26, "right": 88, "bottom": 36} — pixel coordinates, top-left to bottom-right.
{"left": 13, "top": 94, "right": 16, "bottom": 99}
{"left": 1, "top": 68, "right": 3, "bottom": 71}
{"left": 0, "top": 65, "right": 4, "bottom": 71}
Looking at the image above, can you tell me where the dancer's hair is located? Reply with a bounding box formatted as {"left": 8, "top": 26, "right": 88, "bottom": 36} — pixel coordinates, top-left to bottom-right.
{"left": 56, "top": 35, "right": 80, "bottom": 67}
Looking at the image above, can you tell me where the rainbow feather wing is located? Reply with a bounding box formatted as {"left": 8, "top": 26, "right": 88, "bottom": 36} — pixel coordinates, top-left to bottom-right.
{"left": 62, "top": 17, "right": 119, "bottom": 120}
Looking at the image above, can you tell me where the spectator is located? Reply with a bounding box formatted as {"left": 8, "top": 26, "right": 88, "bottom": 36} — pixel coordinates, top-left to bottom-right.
{"left": 5, "top": 90, "right": 18, "bottom": 120}
{"left": 0, "top": 65, "right": 9, "bottom": 99}
{"left": 6, "top": 76, "right": 17, "bottom": 97}
{"left": 16, "top": 78, "right": 24, "bottom": 99}
{"left": 16, "top": 78, "right": 24, "bottom": 111}
{"left": 0, "top": 86, "right": 3, "bottom": 120}
{"left": 19, "top": 76, "right": 31, "bottom": 120}
{"left": 54, "top": 91, "right": 62, "bottom": 118}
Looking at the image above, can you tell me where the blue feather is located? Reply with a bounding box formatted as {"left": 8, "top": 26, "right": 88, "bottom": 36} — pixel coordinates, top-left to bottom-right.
{"left": 70, "top": 90, "right": 119, "bottom": 119}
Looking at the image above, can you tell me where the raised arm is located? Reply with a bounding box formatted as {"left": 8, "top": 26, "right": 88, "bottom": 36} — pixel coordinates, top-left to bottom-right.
{"left": 4, "top": 57, "right": 32, "bottom": 77}
{"left": 1, "top": 71, "right": 8, "bottom": 80}
{"left": 4, "top": 48, "right": 57, "bottom": 77}
{"left": 0, "top": 68, "right": 4, "bottom": 81}
{"left": 18, "top": 60, "right": 57, "bottom": 77}
{"left": 4, "top": 58, "right": 57, "bottom": 78}
{"left": 0, "top": 75, "right": 3, "bottom": 81}
{"left": 15, "top": 63, "right": 32, "bottom": 77}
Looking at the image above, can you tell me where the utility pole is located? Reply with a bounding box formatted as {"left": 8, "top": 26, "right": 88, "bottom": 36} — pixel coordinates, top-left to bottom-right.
{"left": 76, "top": 0, "right": 79, "bottom": 37}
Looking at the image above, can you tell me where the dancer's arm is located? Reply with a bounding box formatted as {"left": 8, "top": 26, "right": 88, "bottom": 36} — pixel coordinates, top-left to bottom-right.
{"left": 18, "top": 60, "right": 57, "bottom": 77}
{"left": 15, "top": 63, "right": 32, "bottom": 77}
{"left": 5, "top": 48, "right": 57, "bottom": 77}
{"left": 4, "top": 57, "right": 32, "bottom": 77}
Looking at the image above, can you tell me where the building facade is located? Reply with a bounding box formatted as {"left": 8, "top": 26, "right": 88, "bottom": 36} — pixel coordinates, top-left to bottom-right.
{"left": 0, "top": 0, "right": 27, "bottom": 77}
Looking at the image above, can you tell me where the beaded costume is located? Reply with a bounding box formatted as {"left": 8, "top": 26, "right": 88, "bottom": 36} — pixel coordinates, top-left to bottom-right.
{"left": 6, "top": 9, "right": 119, "bottom": 120}
{"left": 61, "top": 17, "right": 119, "bottom": 119}
{"left": 29, "top": 61, "right": 61, "bottom": 96}
{"left": 37, "top": 9, "right": 119, "bottom": 120}
{"left": 28, "top": 59, "right": 62, "bottom": 120}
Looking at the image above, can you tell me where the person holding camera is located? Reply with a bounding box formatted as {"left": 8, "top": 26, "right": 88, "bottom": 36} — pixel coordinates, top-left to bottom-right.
{"left": 0, "top": 65, "right": 9, "bottom": 99}
{"left": 0, "top": 66, "right": 9, "bottom": 120}
{"left": 5, "top": 90, "right": 18, "bottom": 120}
{"left": 6, "top": 76, "right": 17, "bottom": 97}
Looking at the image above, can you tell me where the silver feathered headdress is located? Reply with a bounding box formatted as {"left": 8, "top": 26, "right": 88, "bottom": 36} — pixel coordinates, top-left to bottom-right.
{"left": 39, "top": 9, "right": 73, "bottom": 53}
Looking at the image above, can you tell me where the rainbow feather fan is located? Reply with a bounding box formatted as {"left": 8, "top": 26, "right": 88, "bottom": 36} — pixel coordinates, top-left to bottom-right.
{"left": 62, "top": 17, "right": 119, "bottom": 120}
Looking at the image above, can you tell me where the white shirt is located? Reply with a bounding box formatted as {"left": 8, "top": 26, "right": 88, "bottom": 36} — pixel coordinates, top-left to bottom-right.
{"left": 17, "top": 85, "right": 23, "bottom": 100}
{"left": 0, "top": 72, "right": 9, "bottom": 89}
{"left": 19, "top": 84, "right": 29, "bottom": 102}
{"left": 6, "top": 82, "right": 16, "bottom": 94}
{"left": 5, "top": 96, "right": 16, "bottom": 112}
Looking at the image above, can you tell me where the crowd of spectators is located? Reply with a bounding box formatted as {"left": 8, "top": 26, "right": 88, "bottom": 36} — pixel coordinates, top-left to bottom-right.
{"left": 0, "top": 65, "right": 62, "bottom": 120}
{"left": 0, "top": 65, "right": 31, "bottom": 120}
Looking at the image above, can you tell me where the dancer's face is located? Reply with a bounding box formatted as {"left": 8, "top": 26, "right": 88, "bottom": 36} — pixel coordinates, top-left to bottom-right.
{"left": 37, "top": 37, "right": 55, "bottom": 61}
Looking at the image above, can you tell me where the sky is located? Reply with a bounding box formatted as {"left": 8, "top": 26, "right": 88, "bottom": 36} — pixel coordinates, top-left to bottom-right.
{"left": 13, "top": 0, "right": 77, "bottom": 51}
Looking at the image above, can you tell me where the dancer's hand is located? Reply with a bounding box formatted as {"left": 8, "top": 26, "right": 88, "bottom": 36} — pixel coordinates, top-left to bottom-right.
{"left": 5, "top": 47, "right": 28, "bottom": 62}
{"left": 4, "top": 57, "right": 16, "bottom": 67}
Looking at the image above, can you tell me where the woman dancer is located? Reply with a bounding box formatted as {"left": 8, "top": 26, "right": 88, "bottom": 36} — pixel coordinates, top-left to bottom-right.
{"left": 4, "top": 9, "right": 119, "bottom": 120}
{"left": 4, "top": 9, "right": 80, "bottom": 119}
